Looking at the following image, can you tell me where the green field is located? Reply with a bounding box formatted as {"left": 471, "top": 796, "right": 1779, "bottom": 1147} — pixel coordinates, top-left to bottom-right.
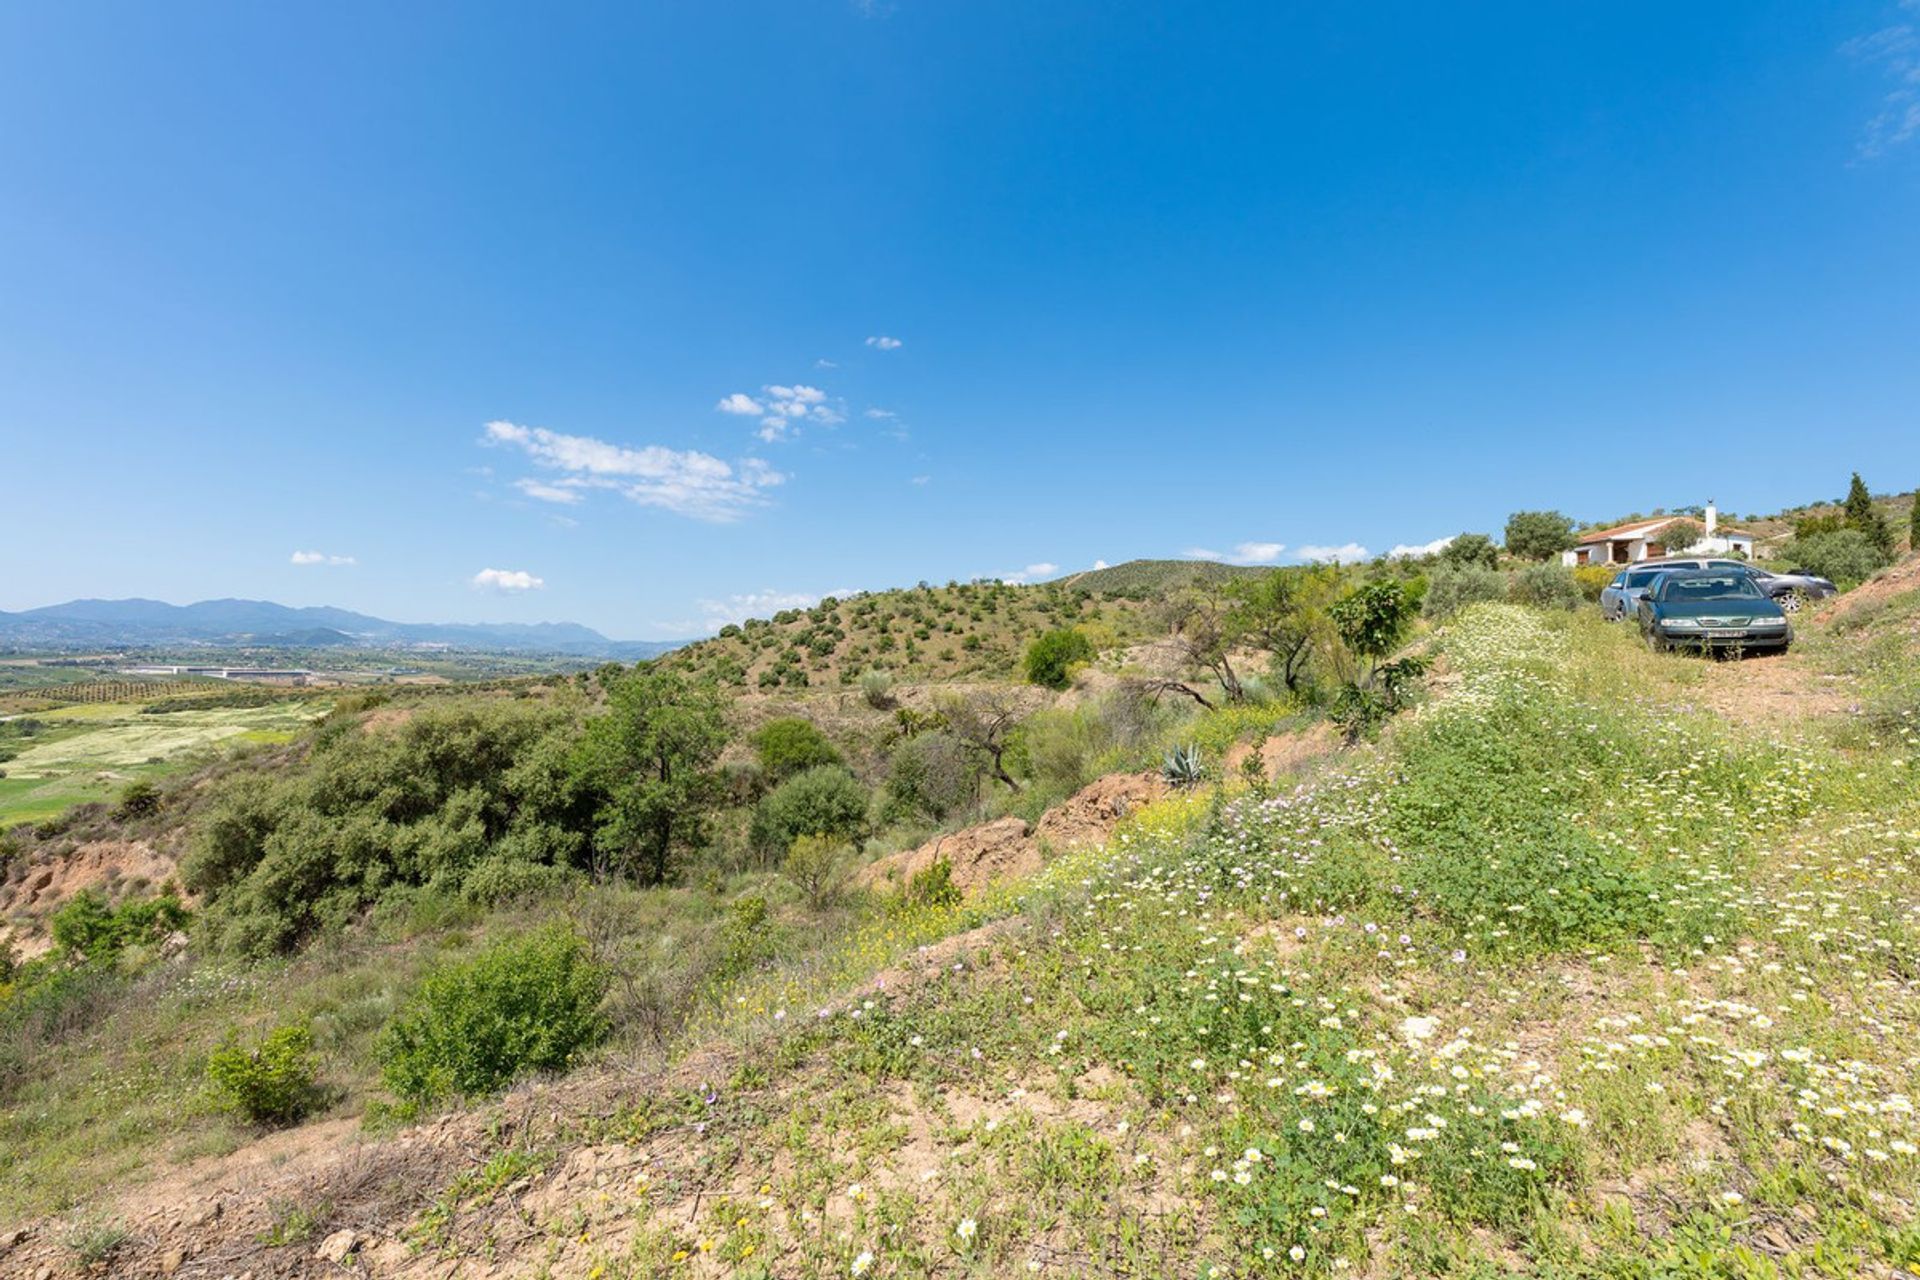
{"left": 0, "top": 701, "right": 328, "bottom": 827}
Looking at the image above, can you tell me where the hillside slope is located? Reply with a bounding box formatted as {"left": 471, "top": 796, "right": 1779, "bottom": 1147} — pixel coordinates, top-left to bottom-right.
{"left": 10, "top": 587, "right": 1920, "bottom": 1278}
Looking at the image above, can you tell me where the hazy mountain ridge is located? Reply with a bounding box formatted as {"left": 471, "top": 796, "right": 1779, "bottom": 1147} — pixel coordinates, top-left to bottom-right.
{"left": 0, "top": 597, "right": 683, "bottom": 658}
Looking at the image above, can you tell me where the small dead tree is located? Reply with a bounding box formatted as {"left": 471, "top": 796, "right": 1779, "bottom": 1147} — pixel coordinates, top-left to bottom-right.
{"left": 939, "top": 688, "right": 1026, "bottom": 791}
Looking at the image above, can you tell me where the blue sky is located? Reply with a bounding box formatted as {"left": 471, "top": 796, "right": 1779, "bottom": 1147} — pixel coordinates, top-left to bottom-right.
{"left": 2, "top": 1, "right": 1917, "bottom": 639}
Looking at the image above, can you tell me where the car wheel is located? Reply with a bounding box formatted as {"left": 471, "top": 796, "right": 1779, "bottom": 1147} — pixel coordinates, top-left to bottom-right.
{"left": 1645, "top": 629, "right": 1665, "bottom": 653}
{"left": 1780, "top": 589, "right": 1805, "bottom": 614}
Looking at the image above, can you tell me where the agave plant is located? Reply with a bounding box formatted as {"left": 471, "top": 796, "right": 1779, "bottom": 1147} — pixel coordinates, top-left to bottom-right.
{"left": 1161, "top": 743, "right": 1203, "bottom": 788}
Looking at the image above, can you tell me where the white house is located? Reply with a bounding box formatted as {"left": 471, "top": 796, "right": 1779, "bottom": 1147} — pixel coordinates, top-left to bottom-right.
{"left": 1561, "top": 502, "right": 1756, "bottom": 567}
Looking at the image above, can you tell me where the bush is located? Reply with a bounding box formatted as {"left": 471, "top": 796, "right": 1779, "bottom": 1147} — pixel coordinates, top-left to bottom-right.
{"left": 49, "top": 890, "right": 189, "bottom": 963}
{"left": 1571, "top": 564, "right": 1615, "bottom": 602}
{"left": 883, "top": 732, "right": 979, "bottom": 823}
{"left": 376, "top": 927, "right": 608, "bottom": 1108}
{"left": 184, "top": 701, "right": 593, "bottom": 956}
{"left": 749, "top": 718, "right": 841, "bottom": 782}
{"left": 1782, "top": 528, "right": 1891, "bottom": 586}
{"left": 1508, "top": 563, "right": 1583, "bottom": 611}
{"left": 112, "top": 779, "right": 162, "bottom": 822}
{"left": 859, "top": 669, "right": 896, "bottom": 709}
{"left": 782, "top": 834, "right": 852, "bottom": 910}
{"left": 1024, "top": 629, "right": 1094, "bottom": 690}
{"left": 749, "top": 765, "right": 870, "bottom": 857}
{"left": 460, "top": 854, "right": 582, "bottom": 906}
{"left": 905, "top": 858, "right": 962, "bottom": 908}
{"left": 1423, "top": 565, "right": 1508, "bottom": 621}
{"left": 206, "top": 1023, "right": 321, "bottom": 1127}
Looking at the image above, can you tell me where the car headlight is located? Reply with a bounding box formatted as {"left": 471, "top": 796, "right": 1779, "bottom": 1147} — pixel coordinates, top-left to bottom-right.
{"left": 1662, "top": 618, "right": 1701, "bottom": 629}
{"left": 1750, "top": 618, "right": 1787, "bottom": 629}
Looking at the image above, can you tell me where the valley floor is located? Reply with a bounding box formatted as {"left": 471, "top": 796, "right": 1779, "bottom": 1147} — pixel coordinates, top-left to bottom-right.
{"left": 7, "top": 599, "right": 1920, "bottom": 1279}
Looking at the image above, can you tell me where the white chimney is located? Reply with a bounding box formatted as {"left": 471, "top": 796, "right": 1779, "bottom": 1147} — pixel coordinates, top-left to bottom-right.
{"left": 1705, "top": 501, "right": 1718, "bottom": 535}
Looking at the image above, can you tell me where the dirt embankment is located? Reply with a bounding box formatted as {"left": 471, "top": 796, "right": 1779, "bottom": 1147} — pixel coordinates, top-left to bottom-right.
{"left": 854, "top": 770, "right": 1169, "bottom": 897}
{"left": 1, "top": 838, "right": 179, "bottom": 961}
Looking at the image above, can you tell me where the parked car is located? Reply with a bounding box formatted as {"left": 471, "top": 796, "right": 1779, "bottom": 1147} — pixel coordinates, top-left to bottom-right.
{"left": 1635, "top": 570, "right": 1792, "bottom": 654}
{"left": 1600, "top": 565, "right": 1683, "bottom": 620}
{"left": 1744, "top": 566, "right": 1838, "bottom": 612}
{"left": 1638, "top": 557, "right": 1836, "bottom": 613}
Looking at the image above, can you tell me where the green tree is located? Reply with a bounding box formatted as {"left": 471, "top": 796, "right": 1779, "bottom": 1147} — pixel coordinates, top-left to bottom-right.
{"left": 1227, "top": 565, "right": 1340, "bottom": 695}
{"left": 749, "top": 717, "right": 842, "bottom": 782}
{"left": 1503, "top": 511, "right": 1576, "bottom": 562}
{"left": 1910, "top": 490, "right": 1919, "bottom": 553}
{"left": 1326, "top": 581, "right": 1426, "bottom": 739}
{"left": 574, "top": 666, "right": 727, "bottom": 886}
{"left": 749, "top": 765, "right": 870, "bottom": 857}
{"left": 1023, "top": 628, "right": 1094, "bottom": 690}
{"left": 1438, "top": 533, "right": 1499, "bottom": 570}
{"left": 1844, "top": 472, "right": 1895, "bottom": 558}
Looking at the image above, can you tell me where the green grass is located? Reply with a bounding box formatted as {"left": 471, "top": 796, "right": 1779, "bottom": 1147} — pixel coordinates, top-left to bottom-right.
{"left": 0, "top": 700, "right": 327, "bottom": 826}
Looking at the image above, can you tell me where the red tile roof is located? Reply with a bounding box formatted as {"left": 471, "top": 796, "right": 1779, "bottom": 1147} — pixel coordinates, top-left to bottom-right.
{"left": 1574, "top": 516, "right": 1752, "bottom": 544}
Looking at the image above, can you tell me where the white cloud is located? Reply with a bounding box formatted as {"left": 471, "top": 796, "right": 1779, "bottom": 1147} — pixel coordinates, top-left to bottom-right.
{"left": 988, "top": 562, "right": 1059, "bottom": 585}
{"left": 1184, "top": 542, "right": 1284, "bottom": 565}
{"left": 471, "top": 567, "right": 545, "bottom": 592}
{"left": 696, "top": 587, "right": 858, "bottom": 632}
{"left": 483, "top": 420, "right": 784, "bottom": 522}
{"left": 290, "top": 550, "right": 356, "bottom": 566}
{"left": 865, "top": 335, "right": 903, "bottom": 350}
{"left": 1092, "top": 559, "right": 1110, "bottom": 570}
{"left": 814, "top": 358, "right": 838, "bottom": 369}
{"left": 910, "top": 474, "right": 931, "bottom": 485}
{"left": 864, "top": 407, "right": 897, "bottom": 419}
{"left": 1844, "top": 17, "right": 1920, "bottom": 156}
{"left": 515, "top": 479, "right": 584, "bottom": 505}
{"left": 1297, "top": 543, "right": 1371, "bottom": 564}
{"left": 1387, "top": 535, "right": 1457, "bottom": 560}
{"left": 721, "top": 383, "right": 846, "bottom": 442}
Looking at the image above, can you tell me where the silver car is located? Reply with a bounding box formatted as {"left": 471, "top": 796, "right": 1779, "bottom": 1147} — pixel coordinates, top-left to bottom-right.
{"left": 1600, "top": 565, "right": 1681, "bottom": 621}
{"left": 1638, "top": 557, "right": 1836, "bottom": 613}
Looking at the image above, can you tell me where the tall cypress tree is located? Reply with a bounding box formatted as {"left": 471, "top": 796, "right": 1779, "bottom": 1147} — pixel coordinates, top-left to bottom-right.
{"left": 1910, "top": 489, "right": 1920, "bottom": 554}
{"left": 1844, "top": 472, "right": 1894, "bottom": 558}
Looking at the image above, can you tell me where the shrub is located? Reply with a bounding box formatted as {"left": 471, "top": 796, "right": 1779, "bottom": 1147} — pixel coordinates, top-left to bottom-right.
{"left": 905, "top": 858, "right": 962, "bottom": 907}
{"left": 1571, "top": 564, "right": 1615, "bottom": 602}
{"left": 883, "top": 732, "right": 979, "bottom": 823}
{"left": 49, "top": 890, "right": 189, "bottom": 963}
{"left": 376, "top": 927, "right": 608, "bottom": 1108}
{"left": 460, "top": 854, "right": 582, "bottom": 906}
{"left": 749, "top": 717, "right": 841, "bottom": 781}
{"left": 749, "top": 765, "right": 870, "bottom": 857}
{"left": 112, "top": 779, "right": 162, "bottom": 822}
{"left": 859, "top": 669, "right": 896, "bottom": 709}
{"left": 782, "top": 834, "right": 852, "bottom": 910}
{"left": 717, "top": 893, "right": 776, "bottom": 976}
{"left": 1024, "top": 628, "right": 1094, "bottom": 690}
{"left": 1423, "top": 565, "right": 1508, "bottom": 621}
{"left": 184, "top": 701, "right": 594, "bottom": 955}
{"left": 1783, "top": 528, "right": 1891, "bottom": 586}
{"left": 1509, "top": 562, "right": 1583, "bottom": 611}
{"left": 206, "top": 1023, "right": 321, "bottom": 1127}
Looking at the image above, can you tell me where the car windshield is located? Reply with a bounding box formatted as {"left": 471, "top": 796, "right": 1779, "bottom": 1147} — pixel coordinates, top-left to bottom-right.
{"left": 1659, "top": 574, "right": 1763, "bottom": 602}
{"left": 1623, "top": 569, "right": 1666, "bottom": 588}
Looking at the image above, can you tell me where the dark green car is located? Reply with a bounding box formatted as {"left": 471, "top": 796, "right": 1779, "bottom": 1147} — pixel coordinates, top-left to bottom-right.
{"left": 1635, "top": 570, "right": 1791, "bottom": 654}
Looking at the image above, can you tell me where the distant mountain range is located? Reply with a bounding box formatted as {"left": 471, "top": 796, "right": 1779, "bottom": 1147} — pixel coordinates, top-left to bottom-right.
{"left": 0, "top": 598, "right": 685, "bottom": 659}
